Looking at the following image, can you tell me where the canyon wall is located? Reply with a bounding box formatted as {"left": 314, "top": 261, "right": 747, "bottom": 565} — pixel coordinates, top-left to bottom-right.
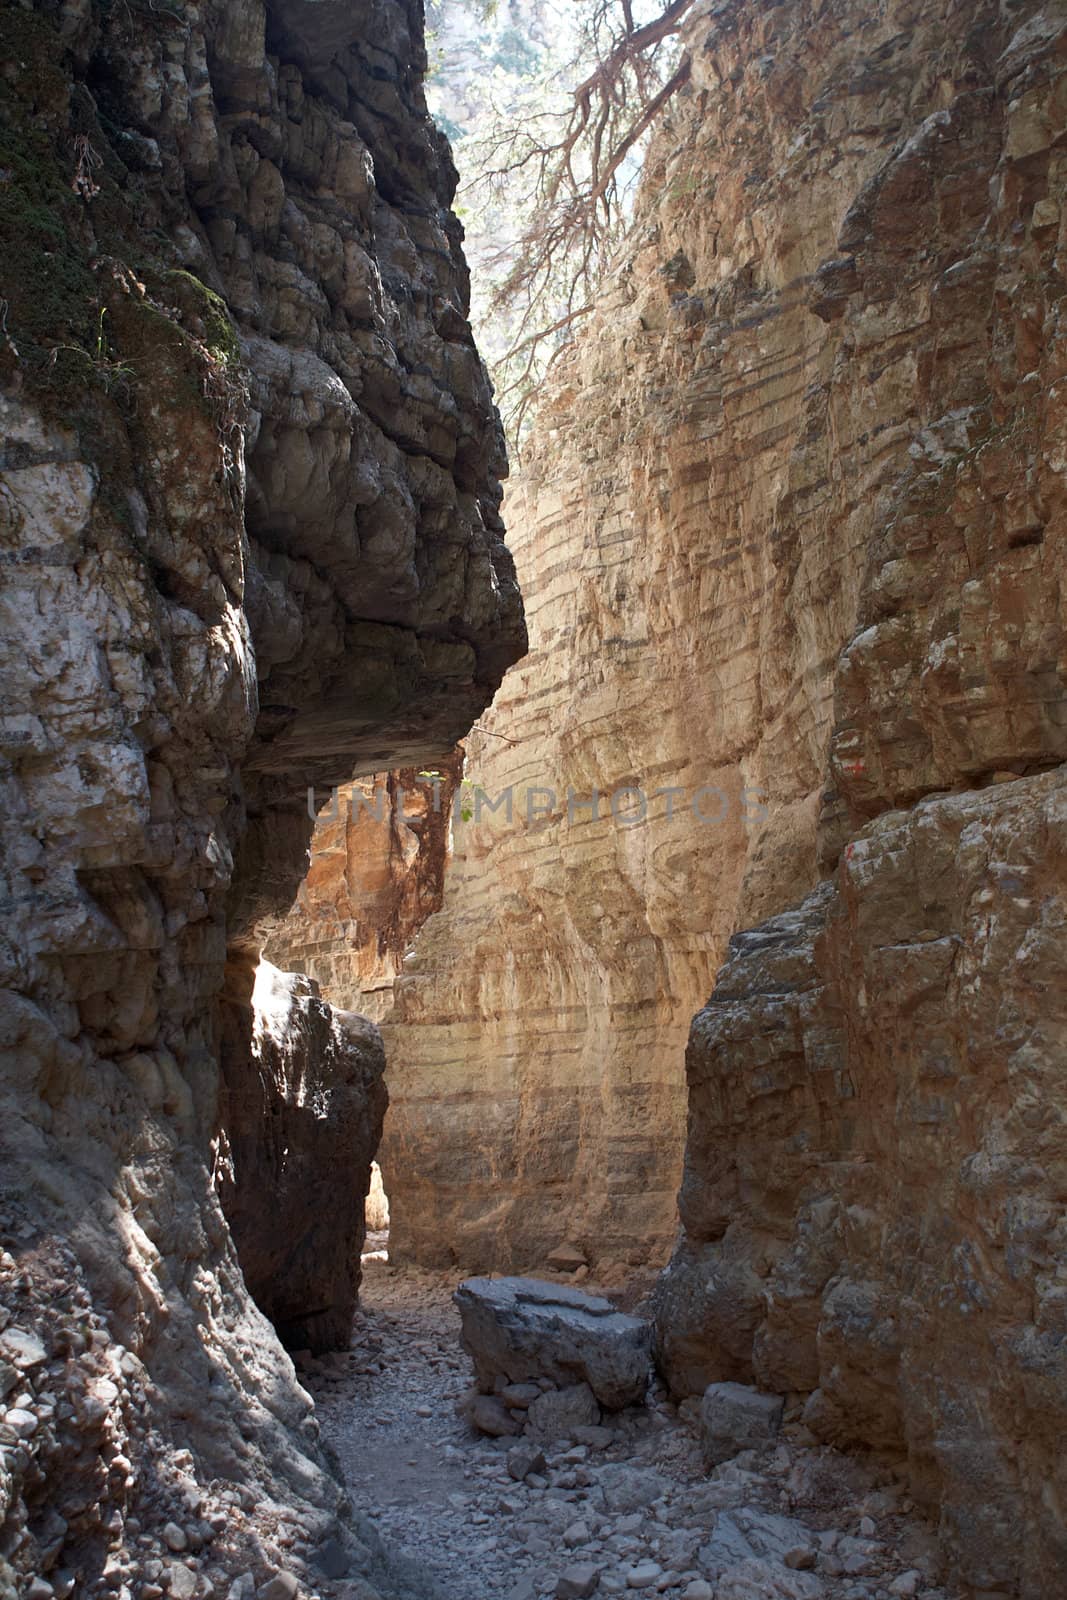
{"left": 0, "top": 0, "right": 522, "bottom": 1592}
{"left": 649, "top": 0, "right": 1067, "bottom": 1594}
{"left": 382, "top": 0, "right": 935, "bottom": 1271}
{"left": 386, "top": 0, "right": 1067, "bottom": 1590}
{"left": 262, "top": 760, "right": 461, "bottom": 1019}
{"left": 217, "top": 959, "right": 388, "bottom": 1354}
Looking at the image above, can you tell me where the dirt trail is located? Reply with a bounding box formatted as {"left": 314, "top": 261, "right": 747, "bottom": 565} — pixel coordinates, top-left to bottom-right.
{"left": 301, "top": 1259, "right": 957, "bottom": 1600}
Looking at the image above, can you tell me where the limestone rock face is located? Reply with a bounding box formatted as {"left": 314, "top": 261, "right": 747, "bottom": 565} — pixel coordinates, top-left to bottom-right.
{"left": 383, "top": 430, "right": 732, "bottom": 1267}
{"left": 381, "top": 0, "right": 1066, "bottom": 1590}
{"left": 455, "top": 1277, "right": 652, "bottom": 1410}
{"left": 218, "top": 960, "right": 387, "bottom": 1352}
{"left": 641, "top": 1, "right": 1067, "bottom": 1593}
{"left": 660, "top": 769, "right": 1067, "bottom": 1596}
{"left": 385, "top": 0, "right": 1066, "bottom": 1288}
{"left": 263, "top": 759, "right": 461, "bottom": 1020}
{"left": 0, "top": 0, "right": 522, "bottom": 1589}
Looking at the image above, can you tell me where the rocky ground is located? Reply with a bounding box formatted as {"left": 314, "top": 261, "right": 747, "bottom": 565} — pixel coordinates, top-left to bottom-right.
{"left": 302, "top": 1259, "right": 960, "bottom": 1600}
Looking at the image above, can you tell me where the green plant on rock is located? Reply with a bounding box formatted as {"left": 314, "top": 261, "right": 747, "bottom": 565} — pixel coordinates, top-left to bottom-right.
{"left": 458, "top": 777, "right": 479, "bottom": 823}
{"left": 155, "top": 270, "right": 242, "bottom": 369}
{"left": 0, "top": 13, "right": 120, "bottom": 410}
{"left": 120, "top": 265, "right": 248, "bottom": 481}
{"left": 47, "top": 307, "right": 135, "bottom": 398}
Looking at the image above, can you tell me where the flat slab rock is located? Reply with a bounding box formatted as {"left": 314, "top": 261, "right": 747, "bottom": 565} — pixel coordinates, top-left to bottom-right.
{"left": 455, "top": 1276, "right": 652, "bottom": 1410}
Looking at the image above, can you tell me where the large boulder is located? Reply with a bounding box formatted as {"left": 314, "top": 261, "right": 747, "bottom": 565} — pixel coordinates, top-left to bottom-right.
{"left": 700, "top": 1382, "right": 785, "bottom": 1468}
{"left": 455, "top": 1277, "right": 652, "bottom": 1410}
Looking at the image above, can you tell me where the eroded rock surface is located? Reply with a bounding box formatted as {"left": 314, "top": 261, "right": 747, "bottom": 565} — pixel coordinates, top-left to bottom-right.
{"left": 263, "top": 759, "right": 462, "bottom": 1020}
{"left": 0, "top": 0, "right": 523, "bottom": 1590}
{"left": 659, "top": 768, "right": 1067, "bottom": 1596}
{"left": 647, "top": 1, "right": 1067, "bottom": 1593}
{"left": 385, "top": 0, "right": 1065, "bottom": 1276}
{"left": 381, "top": 0, "right": 1067, "bottom": 1591}
{"left": 218, "top": 959, "right": 387, "bottom": 1353}
{"left": 456, "top": 1277, "right": 652, "bottom": 1411}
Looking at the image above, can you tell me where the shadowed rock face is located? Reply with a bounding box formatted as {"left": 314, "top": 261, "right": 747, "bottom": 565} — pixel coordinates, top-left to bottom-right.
{"left": 659, "top": 769, "right": 1067, "bottom": 1596}
{"left": 0, "top": 0, "right": 523, "bottom": 1589}
{"left": 217, "top": 960, "right": 388, "bottom": 1353}
{"left": 218, "top": 0, "right": 525, "bottom": 941}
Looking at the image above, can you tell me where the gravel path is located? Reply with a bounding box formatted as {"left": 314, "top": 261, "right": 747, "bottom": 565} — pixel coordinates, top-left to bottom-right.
{"left": 302, "top": 1259, "right": 958, "bottom": 1600}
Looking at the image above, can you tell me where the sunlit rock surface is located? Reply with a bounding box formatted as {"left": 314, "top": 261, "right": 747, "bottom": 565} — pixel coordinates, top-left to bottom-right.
{"left": 263, "top": 760, "right": 462, "bottom": 1021}
{"left": 386, "top": 0, "right": 1067, "bottom": 1590}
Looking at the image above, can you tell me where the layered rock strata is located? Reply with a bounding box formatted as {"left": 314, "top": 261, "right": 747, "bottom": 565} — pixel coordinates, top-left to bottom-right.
{"left": 263, "top": 758, "right": 462, "bottom": 1019}
{"left": 386, "top": 0, "right": 1067, "bottom": 1590}
{"left": 0, "top": 0, "right": 522, "bottom": 1591}
{"left": 646, "top": 1, "right": 1067, "bottom": 1595}
{"left": 387, "top": 0, "right": 1032, "bottom": 1270}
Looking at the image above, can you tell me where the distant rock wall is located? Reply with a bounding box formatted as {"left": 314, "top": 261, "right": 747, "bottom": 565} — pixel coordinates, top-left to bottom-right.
{"left": 384, "top": 0, "right": 939, "bottom": 1272}
{"left": 263, "top": 759, "right": 462, "bottom": 1020}
{"left": 0, "top": 0, "right": 522, "bottom": 1591}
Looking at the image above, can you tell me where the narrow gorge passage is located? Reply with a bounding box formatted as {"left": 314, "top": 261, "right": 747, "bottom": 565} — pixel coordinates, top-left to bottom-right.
{"left": 3, "top": 0, "right": 1066, "bottom": 1596}
{"left": 301, "top": 1264, "right": 953, "bottom": 1600}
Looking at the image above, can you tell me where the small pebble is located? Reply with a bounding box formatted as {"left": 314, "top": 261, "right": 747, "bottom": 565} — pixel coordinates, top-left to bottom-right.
{"left": 168, "top": 1569, "right": 198, "bottom": 1600}
{"left": 555, "top": 1565, "right": 600, "bottom": 1600}
{"left": 784, "top": 1545, "right": 817, "bottom": 1570}
{"left": 259, "top": 1576, "right": 299, "bottom": 1600}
